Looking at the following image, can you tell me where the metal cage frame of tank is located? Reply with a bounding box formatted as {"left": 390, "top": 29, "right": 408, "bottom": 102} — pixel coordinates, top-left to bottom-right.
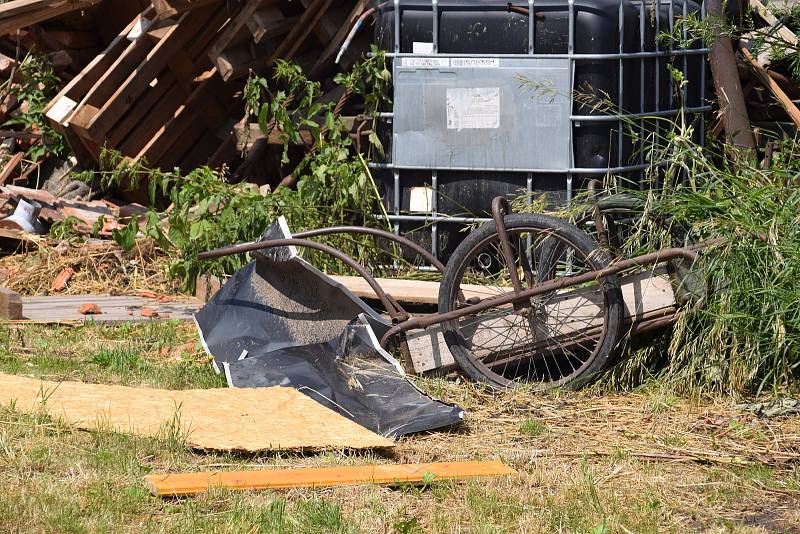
{"left": 368, "top": 0, "right": 711, "bottom": 262}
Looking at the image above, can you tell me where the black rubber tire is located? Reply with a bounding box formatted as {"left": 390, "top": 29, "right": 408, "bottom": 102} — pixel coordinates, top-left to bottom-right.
{"left": 438, "top": 213, "right": 624, "bottom": 390}
{"left": 577, "top": 194, "right": 704, "bottom": 306}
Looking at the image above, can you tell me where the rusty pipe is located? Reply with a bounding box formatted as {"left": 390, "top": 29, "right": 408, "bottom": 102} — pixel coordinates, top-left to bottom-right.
{"left": 379, "top": 246, "right": 699, "bottom": 346}
{"left": 197, "top": 237, "right": 405, "bottom": 320}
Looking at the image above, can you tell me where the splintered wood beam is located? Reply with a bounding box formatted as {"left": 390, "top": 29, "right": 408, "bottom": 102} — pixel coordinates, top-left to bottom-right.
{"left": 248, "top": 6, "right": 297, "bottom": 44}
{"left": 151, "top": 0, "right": 222, "bottom": 19}
{"left": 740, "top": 46, "right": 800, "bottom": 128}
{"left": 145, "top": 461, "right": 517, "bottom": 497}
{"left": 0, "top": 0, "right": 101, "bottom": 36}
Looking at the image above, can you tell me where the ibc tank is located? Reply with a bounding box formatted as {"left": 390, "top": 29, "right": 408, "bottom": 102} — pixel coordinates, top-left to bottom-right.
{"left": 371, "top": 0, "right": 709, "bottom": 261}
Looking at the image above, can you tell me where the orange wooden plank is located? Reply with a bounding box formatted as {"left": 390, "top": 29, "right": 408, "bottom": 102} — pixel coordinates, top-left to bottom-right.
{"left": 145, "top": 460, "right": 517, "bottom": 497}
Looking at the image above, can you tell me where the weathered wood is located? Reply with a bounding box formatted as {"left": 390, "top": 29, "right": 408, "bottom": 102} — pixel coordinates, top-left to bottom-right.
{"left": 0, "top": 152, "right": 24, "bottom": 185}
{"left": 0, "top": 288, "right": 22, "bottom": 320}
{"left": 70, "top": 6, "right": 218, "bottom": 142}
{"left": 152, "top": 0, "right": 222, "bottom": 19}
{"left": 145, "top": 461, "right": 515, "bottom": 497}
{"left": 15, "top": 294, "right": 201, "bottom": 323}
{"left": 0, "top": 373, "right": 393, "bottom": 452}
{"left": 741, "top": 46, "right": 800, "bottom": 129}
{"left": 248, "top": 6, "right": 296, "bottom": 44}
{"left": 0, "top": 0, "right": 101, "bottom": 36}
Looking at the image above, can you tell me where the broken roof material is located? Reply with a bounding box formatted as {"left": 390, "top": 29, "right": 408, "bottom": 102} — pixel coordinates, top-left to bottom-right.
{"left": 194, "top": 218, "right": 464, "bottom": 438}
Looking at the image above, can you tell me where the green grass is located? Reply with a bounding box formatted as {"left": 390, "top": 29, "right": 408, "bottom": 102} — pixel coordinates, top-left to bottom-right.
{"left": 0, "top": 322, "right": 797, "bottom": 532}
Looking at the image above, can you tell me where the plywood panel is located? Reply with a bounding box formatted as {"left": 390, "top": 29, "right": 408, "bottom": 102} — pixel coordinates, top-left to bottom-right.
{"left": 0, "top": 373, "right": 393, "bottom": 451}
{"left": 145, "top": 460, "right": 516, "bottom": 496}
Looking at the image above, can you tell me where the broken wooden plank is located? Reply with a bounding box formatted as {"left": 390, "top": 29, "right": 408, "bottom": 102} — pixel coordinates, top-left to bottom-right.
{"left": 0, "top": 152, "right": 24, "bottom": 185}
{"left": 14, "top": 294, "right": 202, "bottom": 323}
{"left": 0, "top": 0, "right": 101, "bottom": 36}
{"left": 248, "top": 6, "right": 297, "bottom": 44}
{"left": 0, "top": 373, "right": 393, "bottom": 452}
{"left": 145, "top": 460, "right": 516, "bottom": 497}
{"left": 0, "top": 288, "right": 22, "bottom": 320}
{"left": 741, "top": 46, "right": 800, "bottom": 128}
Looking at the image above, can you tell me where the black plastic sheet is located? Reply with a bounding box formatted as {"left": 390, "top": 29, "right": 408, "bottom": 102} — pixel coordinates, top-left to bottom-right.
{"left": 194, "top": 218, "right": 464, "bottom": 437}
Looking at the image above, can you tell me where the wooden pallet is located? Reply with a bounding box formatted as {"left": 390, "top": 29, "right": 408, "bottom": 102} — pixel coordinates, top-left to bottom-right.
{"left": 208, "top": 0, "right": 338, "bottom": 81}
{"left": 43, "top": 4, "right": 237, "bottom": 171}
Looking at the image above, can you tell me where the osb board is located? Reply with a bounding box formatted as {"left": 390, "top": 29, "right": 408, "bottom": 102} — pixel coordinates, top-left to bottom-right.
{"left": 145, "top": 460, "right": 517, "bottom": 497}
{"left": 0, "top": 373, "right": 393, "bottom": 451}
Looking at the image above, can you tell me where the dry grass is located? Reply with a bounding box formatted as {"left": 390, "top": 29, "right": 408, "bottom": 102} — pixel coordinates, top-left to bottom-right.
{"left": 0, "top": 322, "right": 798, "bottom": 532}
{"left": 0, "top": 239, "right": 178, "bottom": 296}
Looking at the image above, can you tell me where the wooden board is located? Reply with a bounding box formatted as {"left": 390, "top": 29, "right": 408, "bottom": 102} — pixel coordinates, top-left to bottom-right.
{"left": 145, "top": 460, "right": 516, "bottom": 497}
{"left": 0, "top": 0, "right": 100, "bottom": 36}
{"left": 13, "top": 295, "right": 201, "bottom": 324}
{"left": 0, "top": 373, "right": 393, "bottom": 451}
{"left": 741, "top": 46, "right": 800, "bottom": 128}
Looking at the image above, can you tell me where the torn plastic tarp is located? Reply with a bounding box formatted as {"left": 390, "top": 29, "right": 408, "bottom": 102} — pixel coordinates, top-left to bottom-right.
{"left": 194, "top": 218, "right": 464, "bottom": 438}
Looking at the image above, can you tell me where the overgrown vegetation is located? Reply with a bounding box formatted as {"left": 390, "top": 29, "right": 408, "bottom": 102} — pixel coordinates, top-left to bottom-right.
{"left": 89, "top": 50, "right": 395, "bottom": 293}
{"left": 2, "top": 52, "right": 68, "bottom": 161}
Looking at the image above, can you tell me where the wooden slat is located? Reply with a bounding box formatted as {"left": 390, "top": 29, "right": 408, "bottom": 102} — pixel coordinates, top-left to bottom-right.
{"left": 145, "top": 460, "right": 516, "bottom": 497}
{"left": 740, "top": 46, "right": 800, "bottom": 128}
{"left": 0, "top": 0, "right": 100, "bottom": 36}
{"left": 152, "top": 0, "right": 222, "bottom": 19}
{"left": 0, "top": 373, "right": 393, "bottom": 452}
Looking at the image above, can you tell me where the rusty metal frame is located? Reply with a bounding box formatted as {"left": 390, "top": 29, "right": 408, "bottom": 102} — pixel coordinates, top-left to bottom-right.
{"left": 198, "top": 197, "right": 707, "bottom": 354}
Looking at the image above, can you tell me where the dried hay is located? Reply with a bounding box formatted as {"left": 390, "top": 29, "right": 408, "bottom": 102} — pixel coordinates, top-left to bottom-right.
{"left": 0, "top": 238, "right": 178, "bottom": 296}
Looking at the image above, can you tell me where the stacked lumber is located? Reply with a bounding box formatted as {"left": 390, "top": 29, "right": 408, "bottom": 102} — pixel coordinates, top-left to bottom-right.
{"left": 44, "top": 4, "right": 240, "bottom": 172}
{"left": 0, "top": 0, "right": 101, "bottom": 37}
{"left": 37, "top": 0, "right": 367, "bottom": 178}
{"left": 716, "top": 0, "right": 800, "bottom": 153}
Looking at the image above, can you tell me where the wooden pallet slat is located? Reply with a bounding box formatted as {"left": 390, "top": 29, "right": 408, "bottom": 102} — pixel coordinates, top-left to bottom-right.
{"left": 145, "top": 461, "right": 517, "bottom": 497}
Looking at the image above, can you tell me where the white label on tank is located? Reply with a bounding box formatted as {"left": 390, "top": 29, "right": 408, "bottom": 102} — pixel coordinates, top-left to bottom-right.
{"left": 451, "top": 58, "right": 499, "bottom": 68}
{"left": 446, "top": 88, "right": 500, "bottom": 130}
{"left": 409, "top": 186, "right": 434, "bottom": 213}
{"left": 412, "top": 42, "right": 435, "bottom": 54}
{"left": 401, "top": 57, "right": 450, "bottom": 68}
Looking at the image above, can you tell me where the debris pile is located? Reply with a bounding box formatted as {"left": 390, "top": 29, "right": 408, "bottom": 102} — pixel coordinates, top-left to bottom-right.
{"left": 0, "top": 0, "right": 369, "bottom": 248}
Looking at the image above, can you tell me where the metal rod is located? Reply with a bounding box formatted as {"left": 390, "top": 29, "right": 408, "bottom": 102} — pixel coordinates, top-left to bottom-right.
{"left": 384, "top": 49, "right": 709, "bottom": 59}
{"left": 293, "top": 226, "right": 447, "bottom": 273}
{"left": 491, "top": 197, "right": 524, "bottom": 295}
{"left": 379, "top": 246, "right": 701, "bottom": 346}
{"left": 197, "top": 238, "right": 404, "bottom": 319}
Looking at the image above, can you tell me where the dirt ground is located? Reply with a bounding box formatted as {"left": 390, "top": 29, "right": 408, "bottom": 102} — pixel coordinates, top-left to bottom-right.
{"left": 0, "top": 321, "right": 798, "bottom": 533}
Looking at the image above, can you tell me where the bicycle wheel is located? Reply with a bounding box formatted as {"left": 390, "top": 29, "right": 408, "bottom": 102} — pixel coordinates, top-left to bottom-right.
{"left": 438, "top": 213, "right": 624, "bottom": 390}
{"left": 575, "top": 193, "right": 703, "bottom": 306}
